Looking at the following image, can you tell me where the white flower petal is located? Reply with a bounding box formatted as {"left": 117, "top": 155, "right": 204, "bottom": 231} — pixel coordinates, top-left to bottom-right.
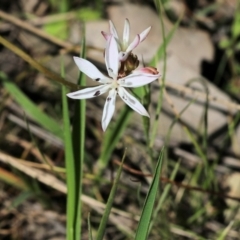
{"left": 67, "top": 85, "right": 110, "bottom": 99}
{"left": 118, "top": 51, "right": 131, "bottom": 62}
{"left": 123, "top": 18, "right": 130, "bottom": 48}
{"left": 73, "top": 57, "right": 111, "bottom": 84}
{"left": 109, "top": 20, "right": 119, "bottom": 40}
{"left": 101, "top": 31, "right": 111, "bottom": 41}
{"left": 118, "top": 73, "right": 160, "bottom": 88}
{"left": 126, "top": 34, "right": 140, "bottom": 53}
{"left": 118, "top": 87, "right": 150, "bottom": 117}
{"left": 102, "top": 89, "right": 117, "bottom": 131}
{"left": 105, "top": 36, "right": 119, "bottom": 78}
{"left": 139, "top": 26, "right": 151, "bottom": 42}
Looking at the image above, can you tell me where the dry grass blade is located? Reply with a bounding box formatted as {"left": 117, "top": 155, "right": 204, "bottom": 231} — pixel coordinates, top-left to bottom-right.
{"left": 6, "top": 134, "right": 54, "bottom": 165}
{"left": 7, "top": 114, "right": 63, "bottom": 148}
{"left": 0, "top": 10, "right": 102, "bottom": 54}
{"left": 0, "top": 151, "right": 139, "bottom": 221}
{"left": 0, "top": 10, "right": 78, "bottom": 53}
{"left": 0, "top": 36, "right": 77, "bottom": 89}
{"left": 0, "top": 151, "right": 67, "bottom": 193}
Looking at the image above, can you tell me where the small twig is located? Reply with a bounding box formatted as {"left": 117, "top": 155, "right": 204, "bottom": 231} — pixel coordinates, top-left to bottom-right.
{"left": 113, "top": 159, "right": 240, "bottom": 202}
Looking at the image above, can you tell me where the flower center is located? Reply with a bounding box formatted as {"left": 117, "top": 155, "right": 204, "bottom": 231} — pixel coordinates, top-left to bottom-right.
{"left": 110, "top": 79, "right": 119, "bottom": 89}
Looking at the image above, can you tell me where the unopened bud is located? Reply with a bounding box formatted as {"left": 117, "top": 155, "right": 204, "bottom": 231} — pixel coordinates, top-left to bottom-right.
{"left": 134, "top": 67, "right": 159, "bottom": 75}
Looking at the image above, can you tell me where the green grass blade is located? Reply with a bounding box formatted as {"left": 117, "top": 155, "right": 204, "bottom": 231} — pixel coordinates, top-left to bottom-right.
{"left": 61, "top": 61, "right": 75, "bottom": 240}
{"left": 134, "top": 148, "right": 164, "bottom": 240}
{"left": 11, "top": 191, "right": 35, "bottom": 207}
{"left": 96, "top": 151, "right": 126, "bottom": 240}
{"left": 142, "top": 84, "right": 151, "bottom": 145}
{"left": 99, "top": 106, "right": 132, "bottom": 169}
{"left": 0, "top": 72, "right": 63, "bottom": 139}
{"left": 150, "top": 160, "right": 180, "bottom": 232}
{"left": 71, "top": 23, "right": 86, "bottom": 240}
{"left": 45, "top": 0, "right": 69, "bottom": 40}
{"left": 165, "top": 98, "right": 196, "bottom": 147}
{"left": 149, "top": 4, "right": 181, "bottom": 148}
{"left": 60, "top": 0, "right": 70, "bottom": 13}
{"left": 217, "top": 220, "right": 234, "bottom": 240}
{"left": 157, "top": 160, "right": 180, "bottom": 210}
{"left": 23, "top": 113, "right": 56, "bottom": 172}
{"left": 88, "top": 213, "right": 93, "bottom": 240}
{"left": 0, "top": 168, "right": 29, "bottom": 191}
{"left": 149, "top": 19, "right": 180, "bottom": 67}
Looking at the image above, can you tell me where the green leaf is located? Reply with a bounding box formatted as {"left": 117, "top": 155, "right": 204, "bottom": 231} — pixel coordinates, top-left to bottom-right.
{"left": 0, "top": 72, "right": 63, "bottom": 140}
{"left": 134, "top": 148, "right": 164, "bottom": 240}
{"left": 48, "top": 0, "right": 70, "bottom": 12}
{"left": 219, "top": 38, "right": 231, "bottom": 49}
{"left": 75, "top": 8, "right": 101, "bottom": 21}
{"left": 232, "top": 6, "right": 240, "bottom": 38}
{"left": 132, "top": 86, "right": 146, "bottom": 99}
{"left": 71, "top": 23, "right": 86, "bottom": 240}
{"left": 88, "top": 213, "right": 93, "bottom": 240}
{"left": 44, "top": 21, "right": 68, "bottom": 40}
{"left": 61, "top": 60, "right": 75, "bottom": 240}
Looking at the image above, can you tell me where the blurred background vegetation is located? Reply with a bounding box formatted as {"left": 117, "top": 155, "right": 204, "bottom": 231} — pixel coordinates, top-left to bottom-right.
{"left": 1, "top": 0, "right": 240, "bottom": 239}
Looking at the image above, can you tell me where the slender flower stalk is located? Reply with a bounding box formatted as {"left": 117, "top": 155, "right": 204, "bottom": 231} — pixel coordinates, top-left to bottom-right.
{"left": 67, "top": 36, "right": 160, "bottom": 131}
{"left": 101, "top": 19, "right": 151, "bottom": 61}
